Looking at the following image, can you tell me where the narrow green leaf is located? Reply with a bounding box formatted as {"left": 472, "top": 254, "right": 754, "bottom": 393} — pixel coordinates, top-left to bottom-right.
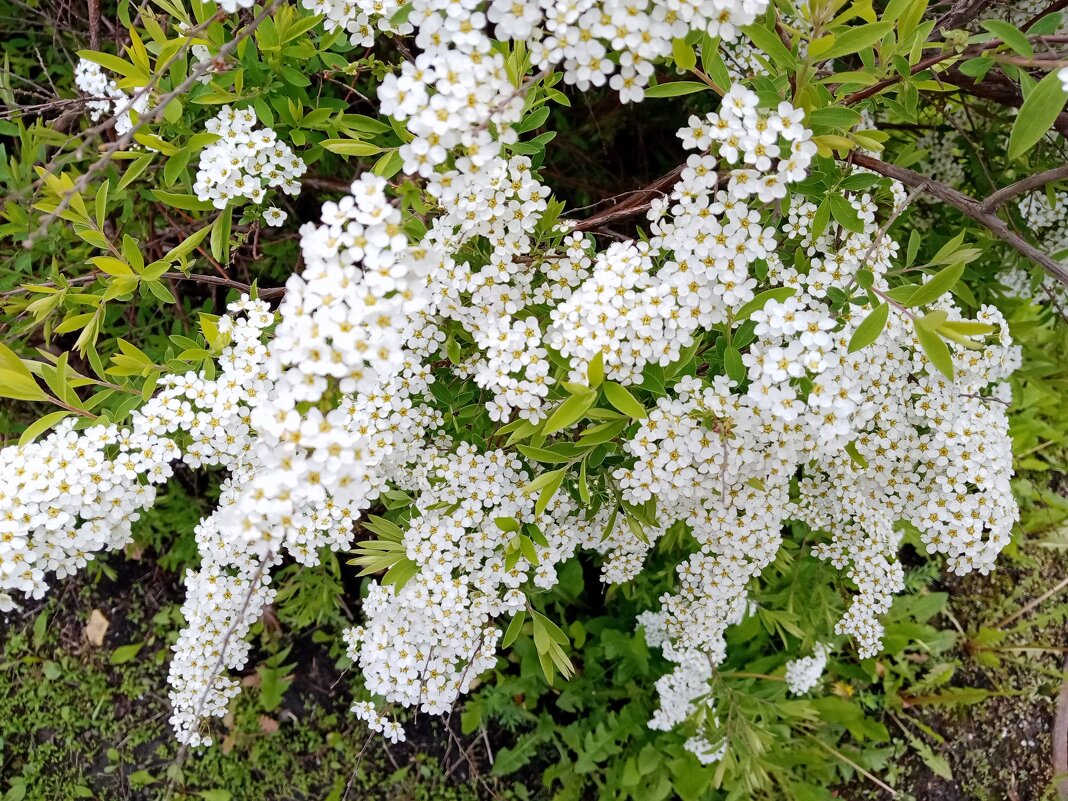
{"left": 110, "top": 642, "right": 144, "bottom": 664}
{"left": 643, "top": 81, "right": 708, "bottom": 98}
{"left": 819, "top": 21, "right": 893, "bottom": 60}
{"left": 543, "top": 390, "right": 596, "bottom": 434}
{"left": 905, "top": 262, "right": 965, "bottom": 307}
{"left": 502, "top": 611, "right": 526, "bottom": 648}
{"left": 980, "top": 20, "right": 1032, "bottom": 57}
{"left": 723, "top": 346, "right": 745, "bottom": 383}
{"left": 534, "top": 469, "right": 565, "bottom": 516}
{"left": 734, "top": 287, "right": 795, "bottom": 321}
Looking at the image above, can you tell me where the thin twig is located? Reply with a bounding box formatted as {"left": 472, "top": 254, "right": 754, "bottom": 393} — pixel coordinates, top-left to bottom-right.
{"left": 807, "top": 734, "right": 897, "bottom": 797}
{"left": 994, "top": 574, "right": 1068, "bottom": 630}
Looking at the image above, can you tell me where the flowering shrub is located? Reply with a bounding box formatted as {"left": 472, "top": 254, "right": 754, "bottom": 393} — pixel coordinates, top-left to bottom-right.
{"left": 2, "top": 0, "right": 1068, "bottom": 796}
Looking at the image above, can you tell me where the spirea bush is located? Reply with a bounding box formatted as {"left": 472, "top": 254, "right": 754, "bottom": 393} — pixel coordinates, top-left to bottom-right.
{"left": 2, "top": 0, "right": 1068, "bottom": 796}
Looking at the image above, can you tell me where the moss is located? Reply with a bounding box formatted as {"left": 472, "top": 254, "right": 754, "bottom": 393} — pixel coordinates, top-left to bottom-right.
{"left": 0, "top": 573, "right": 515, "bottom": 801}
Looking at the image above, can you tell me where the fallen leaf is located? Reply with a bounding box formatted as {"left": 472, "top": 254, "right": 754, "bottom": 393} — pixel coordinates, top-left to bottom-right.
{"left": 258, "top": 715, "right": 279, "bottom": 734}
{"left": 85, "top": 609, "right": 109, "bottom": 646}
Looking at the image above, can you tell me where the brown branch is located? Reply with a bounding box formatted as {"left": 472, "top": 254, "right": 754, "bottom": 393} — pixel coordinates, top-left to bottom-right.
{"left": 843, "top": 36, "right": 1068, "bottom": 107}
{"left": 851, "top": 153, "right": 1068, "bottom": 287}
{"left": 568, "top": 164, "right": 687, "bottom": 232}
{"left": 933, "top": 0, "right": 994, "bottom": 34}
{"left": 87, "top": 0, "right": 100, "bottom": 50}
{"left": 978, "top": 164, "right": 1068, "bottom": 212}
{"left": 941, "top": 65, "right": 1068, "bottom": 136}
{"left": 1, "top": 271, "right": 285, "bottom": 300}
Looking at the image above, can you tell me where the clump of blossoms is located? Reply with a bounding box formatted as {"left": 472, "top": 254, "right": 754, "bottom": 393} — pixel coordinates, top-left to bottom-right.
{"left": 193, "top": 106, "right": 306, "bottom": 210}
{"left": 73, "top": 58, "right": 149, "bottom": 136}
{"left": 785, "top": 643, "right": 830, "bottom": 695}
{"left": 315, "top": 0, "right": 770, "bottom": 181}
{"left": 5, "top": 3, "right": 1029, "bottom": 771}
{"left": 0, "top": 418, "right": 179, "bottom": 612}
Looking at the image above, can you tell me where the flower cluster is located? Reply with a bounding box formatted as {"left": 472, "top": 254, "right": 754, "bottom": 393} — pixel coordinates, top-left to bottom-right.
{"left": 17, "top": 6, "right": 1028, "bottom": 769}
{"left": 547, "top": 87, "right": 814, "bottom": 386}
{"left": 785, "top": 643, "right": 830, "bottom": 695}
{"left": 343, "top": 443, "right": 584, "bottom": 734}
{"left": 313, "top": 0, "right": 770, "bottom": 184}
{"left": 0, "top": 419, "right": 178, "bottom": 612}
{"left": 193, "top": 106, "right": 306, "bottom": 211}
{"left": 74, "top": 57, "right": 149, "bottom": 136}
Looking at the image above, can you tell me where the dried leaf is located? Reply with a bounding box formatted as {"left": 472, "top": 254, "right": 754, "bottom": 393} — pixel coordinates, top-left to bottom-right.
{"left": 85, "top": 608, "right": 109, "bottom": 646}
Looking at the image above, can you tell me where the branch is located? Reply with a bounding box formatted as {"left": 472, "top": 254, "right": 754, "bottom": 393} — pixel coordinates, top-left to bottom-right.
{"left": 851, "top": 153, "right": 1068, "bottom": 287}
{"left": 842, "top": 36, "right": 1068, "bottom": 108}
{"left": 1025, "top": 0, "right": 1068, "bottom": 31}
{"left": 940, "top": 65, "right": 1068, "bottom": 137}
{"left": 1, "top": 271, "right": 285, "bottom": 300}
{"left": 978, "top": 164, "right": 1068, "bottom": 212}
{"left": 568, "top": 164, "right": 686, "bottom": 232}
{"left": 933, "top": 0, "right": 994, "bottom": 34}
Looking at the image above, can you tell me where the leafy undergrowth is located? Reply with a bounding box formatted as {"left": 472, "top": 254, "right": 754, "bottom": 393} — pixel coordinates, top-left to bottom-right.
{"left": 842, "top": 473, "right": 1068, "bottom": 801}
{"left": 0, "top": 558, "right": 519, "bottom": 801}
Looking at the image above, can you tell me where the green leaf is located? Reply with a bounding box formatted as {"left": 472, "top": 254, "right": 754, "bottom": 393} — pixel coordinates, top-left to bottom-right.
{"left": 151, "top": 190, "right": 215, "bottom": 211}
{"left": 643, "top": 81, "right": 708, "bottom": 98}
{"left": 723, "top": 346, "right": 745, "bottom": 383}
{"left": 18, "top": 411, "right": 70, "bottom": 446}
{"left": 1008, "top": 70, "right": 1068, "bottom": 160}
{"left": 741, "top": 23, "right": 797, "bottom": 68}
{"left": 494, "top": 516, "right": 520, "bottom": 532}
{"left": 543, "top": 390, "right": 596, "bottom": 434}
{"left": 381, "top": 558, "right": 419, "bottom": 589}
{"left": 913, "top": 320, "right": 954, "bottom": 381}
{"left": 517, "top": 444, "right": 583, "bottom": 464}
{"left": 848, "top": 302, "right": 889, "bottom": 353}
{"left": 534, "top": 469, "right": 565, "bottom": 516}
{"left": 672, "top": 37, "right": 697, "bottom": 71}
{"left": 110, "top": 642, "right": 144, "bottom": 664}
{"left": 525, "top": 468, "right": 566, "bottom": 495}
{"left": 818, "top": 21, "right": 893, "bottom": 60}
{"left": 602, "top": 382, "right": 646, "bottom": 420}
{"left": 845, "top": 440, "right": 868, "bottom": 468}
{"left": 586, "top": 350, "right": 604, "bottom": 387}
{"left": 118, "top": 153, "right": 154, "bottom": 190}
{"left": 320, "top": 139, "right": 384, "bottom": 157}
{"left": 829, "top": 194, "right": 864, "bottom": 233}
{"left": 502, "top": 611, "right": 526, "bottom": 648}
{"left": 734, "top": 287, "right": 795, "bottom": 321}
{"left": 807, "top": 107, "right": 862, "bottom": 130}
{"left": 211, "top": 205, "right": 232, "bottom": 265}
{"left": 0, "top": 368, "right": 47, "bottom": 402}
{"left": 905, "top": 262, "right": 964, "bottom": 307}
{"left": 980, "top": 20, "right": 1032, "bottom": 57}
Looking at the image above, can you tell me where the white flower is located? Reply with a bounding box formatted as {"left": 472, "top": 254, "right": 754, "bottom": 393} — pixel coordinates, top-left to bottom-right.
{"left": 264, "top": 206, "right": 287, "bottom": 227}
